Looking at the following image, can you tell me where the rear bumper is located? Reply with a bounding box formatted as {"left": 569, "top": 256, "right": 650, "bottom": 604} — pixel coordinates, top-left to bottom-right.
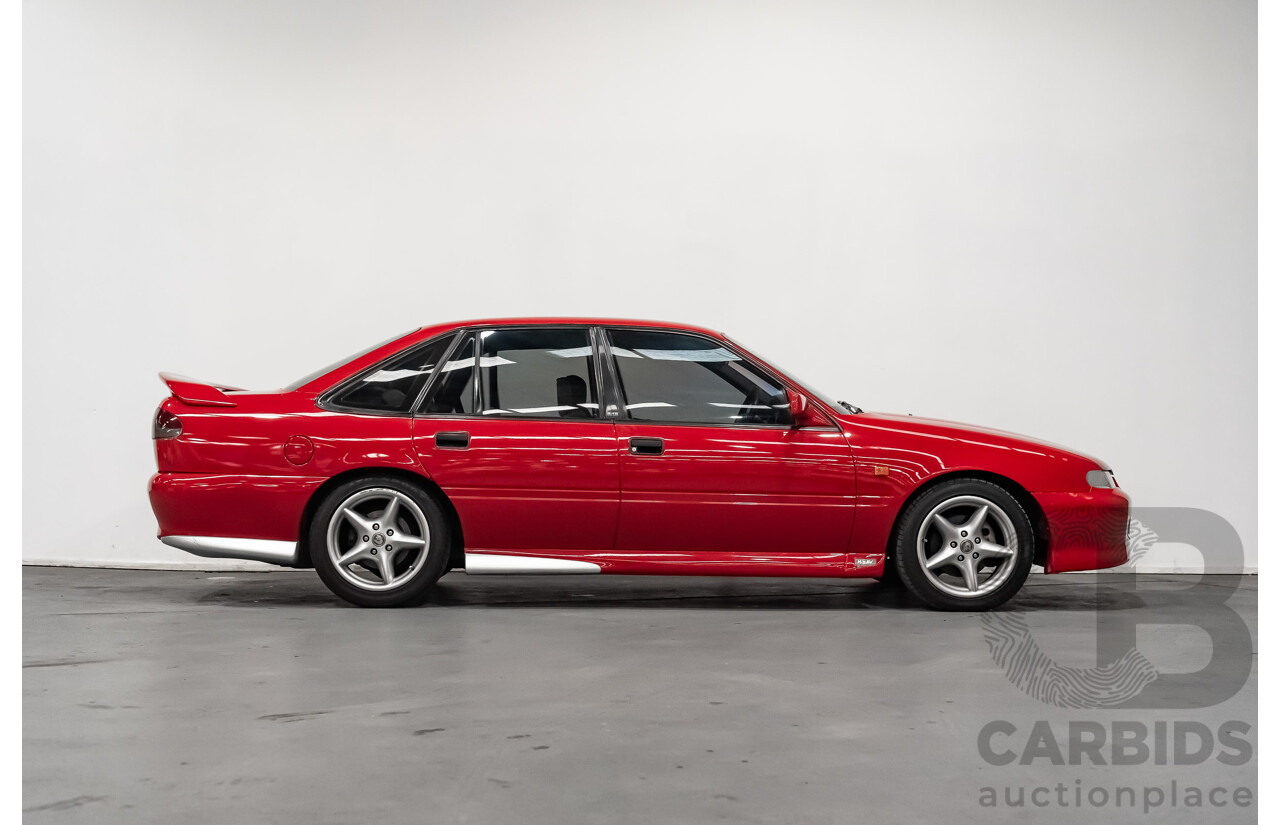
{"left": 1035, "top": 487, "right": 1130, "bottom": 573}
{"left": 149, "top": 472, "right": 325, "bottom": 567}
{"left": 160, "top": 535, "right": 299, "bottom": 566}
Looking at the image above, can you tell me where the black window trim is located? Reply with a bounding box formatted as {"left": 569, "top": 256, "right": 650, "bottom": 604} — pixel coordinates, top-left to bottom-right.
{"left": 590, "top": 325, "right": 626, "bottom": 419}
{"left": 319, "top": 321, "right": 840, "bottom": 430}
{"left": 413, "top": 323, "right": 611, "bottom": 424}
{"left": 600, "top": 325, "right": 839, "bottom": 431}
{"left": 315, "top": 331, "right": 461, "bottom": 417}
{"left": 414, "top": 327, "right": 481, "bottom": 419}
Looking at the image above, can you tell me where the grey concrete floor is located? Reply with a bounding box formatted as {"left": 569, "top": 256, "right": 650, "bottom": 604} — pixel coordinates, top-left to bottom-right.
{"left": 24, "top": 568, "right": 1256, "bottom": 824}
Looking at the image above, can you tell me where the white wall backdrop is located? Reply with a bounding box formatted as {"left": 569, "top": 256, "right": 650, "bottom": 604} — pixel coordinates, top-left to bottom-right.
{"left": 24, "top": 0, "right": 1257, "bottom": 570}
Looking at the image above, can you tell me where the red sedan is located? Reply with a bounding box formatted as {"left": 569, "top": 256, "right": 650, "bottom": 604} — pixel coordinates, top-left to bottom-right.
{"left": 148, "top": 318, "right": 1128, "bottom": 610}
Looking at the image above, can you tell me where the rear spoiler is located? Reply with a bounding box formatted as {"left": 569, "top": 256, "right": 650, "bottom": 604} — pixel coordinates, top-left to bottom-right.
{"left": 159, "top": 372, "right": 244, "bottom": 407}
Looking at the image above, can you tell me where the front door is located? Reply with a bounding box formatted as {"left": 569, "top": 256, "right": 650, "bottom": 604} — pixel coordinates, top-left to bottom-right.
{"left": 604, "top": 328, "right": 857, "bottom": 556}
{"left": 411, "top": 327, "right": 619, "bottom": 553}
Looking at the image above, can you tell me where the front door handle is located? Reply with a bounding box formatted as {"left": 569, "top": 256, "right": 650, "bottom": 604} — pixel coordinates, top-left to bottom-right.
{"left": 435, "top": 431, "right": 470, "bottom": 449}
{"left": 629, "top": 437, "right": 664, "bottom": 456}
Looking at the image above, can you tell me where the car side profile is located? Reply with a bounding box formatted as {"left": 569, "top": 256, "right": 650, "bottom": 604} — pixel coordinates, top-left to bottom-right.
{"left": 148, "top": 318, "right": 1129, "bottom": 610}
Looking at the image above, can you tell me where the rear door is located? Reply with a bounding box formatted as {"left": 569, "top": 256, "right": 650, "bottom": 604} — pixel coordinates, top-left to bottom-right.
{"left": 604, "top": 328, "right": 856, "bottom": 555}
{"left": 411, "top": 327, "right": 619, "bottom": 553}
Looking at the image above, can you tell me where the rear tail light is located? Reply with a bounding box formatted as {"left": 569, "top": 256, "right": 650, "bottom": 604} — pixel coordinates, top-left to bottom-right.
{"left": 153, "top": 407, "right": 183, "bottom": 439}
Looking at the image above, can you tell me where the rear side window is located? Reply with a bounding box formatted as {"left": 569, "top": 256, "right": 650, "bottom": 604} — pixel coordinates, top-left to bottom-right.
{"left": 328, "top": 335, "right": 453, "bottom": 414}
{"left": 607, "top": 329, "right": 790, "bottom": 425}
{"left": 286, "top": 329, "right": 419, "bottom": 391}
{"left": 477, "top": 328, "right": 599, "bottom": 418}
{"left": 420, "top": 333, "right": 477, "bottom": 415}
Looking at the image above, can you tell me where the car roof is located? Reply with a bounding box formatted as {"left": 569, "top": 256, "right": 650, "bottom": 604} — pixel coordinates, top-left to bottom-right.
{"left": 437, "top": 317, "right": 725, "bottom": 337}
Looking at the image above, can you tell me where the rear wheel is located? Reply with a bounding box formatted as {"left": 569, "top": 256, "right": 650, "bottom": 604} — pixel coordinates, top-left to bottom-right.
{"left": 309, "top": 477, "right": 450, "bottom": 607}
{"left": 893, "top": 478, "right": 1034, "bottom": 611}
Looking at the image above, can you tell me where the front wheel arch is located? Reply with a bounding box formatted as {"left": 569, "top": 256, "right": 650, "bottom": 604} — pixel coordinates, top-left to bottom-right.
{"left": 297, "top": 467, "right": 465, "bottom": 571}
{"left": 884, "top": 470, "right": 1049, "bottom": 569}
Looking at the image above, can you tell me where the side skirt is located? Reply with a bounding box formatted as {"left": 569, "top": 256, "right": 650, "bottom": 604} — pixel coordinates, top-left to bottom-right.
{"left": 464, "top": 554, "right": 602, "bottom": 574}
{"left": 462, "top": 550, "right": 880, "bottom": 577}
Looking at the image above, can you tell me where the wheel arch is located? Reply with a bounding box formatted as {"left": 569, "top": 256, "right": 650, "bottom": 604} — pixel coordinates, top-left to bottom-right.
{"left": 885, "top": 470, "right": 1049, "bottom": 568}
{"left": 296, "top": 467, "right": 466, "bottom": 571}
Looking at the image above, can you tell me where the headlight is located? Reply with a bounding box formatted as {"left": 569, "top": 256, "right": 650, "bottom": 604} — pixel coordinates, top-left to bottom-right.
{"left": 1086, "top": 469, "right": 1118, "bottom": 489}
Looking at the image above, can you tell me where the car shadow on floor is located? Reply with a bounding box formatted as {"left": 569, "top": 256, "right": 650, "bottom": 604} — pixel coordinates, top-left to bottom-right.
{"left": 191, "top": 573, "right": 1151, "bottom": 613}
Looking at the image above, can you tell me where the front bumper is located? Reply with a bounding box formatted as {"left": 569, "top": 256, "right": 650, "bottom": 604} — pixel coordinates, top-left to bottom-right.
{"left": 1036, "top": 487, "right": 1131, "bottom": 573}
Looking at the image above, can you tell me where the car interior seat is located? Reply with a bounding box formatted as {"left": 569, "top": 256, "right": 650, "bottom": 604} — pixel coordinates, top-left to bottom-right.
{"left": 556, "top": 375, "right": 590, "bottom": 418}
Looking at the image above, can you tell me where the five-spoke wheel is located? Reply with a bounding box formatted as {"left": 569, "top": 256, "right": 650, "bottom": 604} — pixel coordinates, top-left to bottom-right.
{"left": 326, "top": 488, "right": 430, "bottom": 591}
{"left": 894, "top": 479, "right": 1034, "bottom": 610}
{"left": 310, "top": 477, "right": 449, "bottom": 607}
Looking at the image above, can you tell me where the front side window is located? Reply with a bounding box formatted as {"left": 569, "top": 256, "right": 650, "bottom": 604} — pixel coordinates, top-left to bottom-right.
{"left": 476, "top": 328, "right": 599, "bottom": 418}
{"left": 327, "top": 334, "right": 453, "bottom": 413}
{"left": 607, "top": 329, "right": 790, "bottom": 425}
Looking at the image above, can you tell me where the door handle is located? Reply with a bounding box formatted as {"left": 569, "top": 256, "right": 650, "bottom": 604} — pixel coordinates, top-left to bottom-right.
{"left": 629, "top": 437, "right": 664, "bottom": 456}
{"left": 435, "top": 431, "right": 470, "bottom": 449}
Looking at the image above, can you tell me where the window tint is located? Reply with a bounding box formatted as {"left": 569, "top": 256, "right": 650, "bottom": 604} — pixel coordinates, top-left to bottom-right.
{"left": 420, "top": 333, "right": 476, "bottom": 414}
{"left": 607, "top": 329, "right": 790, "bottom": 425}
{"left": 328, "top": 335, "right": 453, "bottom": 413}
{"left": 477, "top": 328, "right": 599, "bottom": 418}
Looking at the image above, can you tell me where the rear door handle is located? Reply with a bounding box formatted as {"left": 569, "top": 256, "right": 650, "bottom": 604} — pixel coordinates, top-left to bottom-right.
{"left": 629, "top": 437, "right": 664, "bottom": 456}
{"left": 435, "top": 431, "right": 470, "bottom": 449}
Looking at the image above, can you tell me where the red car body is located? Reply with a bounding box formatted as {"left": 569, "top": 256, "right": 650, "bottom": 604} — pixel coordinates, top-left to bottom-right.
{"left": 148, "top": 318, "right": 1128, "bottom": 589}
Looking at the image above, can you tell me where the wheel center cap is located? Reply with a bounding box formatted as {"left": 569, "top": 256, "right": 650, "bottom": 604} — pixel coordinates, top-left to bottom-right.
{"left": 372, "top": 534, "right": 385, "bottom": 547}
{"left": 961, "top": 540, "right": 974, "bottom": 553}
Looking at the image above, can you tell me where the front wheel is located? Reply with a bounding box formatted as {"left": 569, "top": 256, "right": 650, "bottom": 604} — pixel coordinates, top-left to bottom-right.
{"left": 893, "top": 479, "right": 1034, "bottom": 611}
{"left": 309, "top": 477, "right": 450, "bottom": 607}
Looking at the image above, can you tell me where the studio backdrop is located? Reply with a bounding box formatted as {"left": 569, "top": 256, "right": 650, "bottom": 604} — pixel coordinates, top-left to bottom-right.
{"left": 23, "top": 0, "right": 1257, "bottom": 571}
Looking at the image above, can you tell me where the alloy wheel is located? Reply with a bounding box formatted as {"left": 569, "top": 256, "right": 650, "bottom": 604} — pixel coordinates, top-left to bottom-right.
{"left": 914, "top": 495, "right": 1019, "bottom": 598}
{"left": 325, "top": 487, "right": 431, "bottom": 591}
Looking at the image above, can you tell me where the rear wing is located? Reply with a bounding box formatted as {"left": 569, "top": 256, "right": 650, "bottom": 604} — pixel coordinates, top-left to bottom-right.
{"left": 158, "top": 372, "right": 243, "bottom": 407}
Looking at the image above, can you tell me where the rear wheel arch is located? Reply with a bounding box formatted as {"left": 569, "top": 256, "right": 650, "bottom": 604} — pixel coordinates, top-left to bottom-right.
{"left": 297, "top": 468, "right": 465, "bottom": 571}
{"left": 885, "top": 470, "right": 1049, "bottom": 569}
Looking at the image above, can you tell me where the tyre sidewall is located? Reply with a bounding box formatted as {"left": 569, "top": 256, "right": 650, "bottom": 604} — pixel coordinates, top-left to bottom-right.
{"left": 310, "top": 476, "right": 450, "bottom": 608}
{"left": 894, "top": 479, "right": 1034, "bottom": 611}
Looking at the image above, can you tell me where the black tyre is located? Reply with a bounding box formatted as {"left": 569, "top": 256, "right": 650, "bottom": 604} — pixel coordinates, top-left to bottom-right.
{"left": 874, "top": 558, "right": 903, "bottom": 587}
{"left": 309, "top": 476, "right": 451, "bottom": 608}
{"left": 893, "top": 478, "right": 1034, "bottom": 611}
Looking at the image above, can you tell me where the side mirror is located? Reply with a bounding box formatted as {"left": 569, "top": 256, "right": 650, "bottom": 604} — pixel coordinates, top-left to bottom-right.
{"left": 788, "top": 392, "right": 822, "bottom": 428}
